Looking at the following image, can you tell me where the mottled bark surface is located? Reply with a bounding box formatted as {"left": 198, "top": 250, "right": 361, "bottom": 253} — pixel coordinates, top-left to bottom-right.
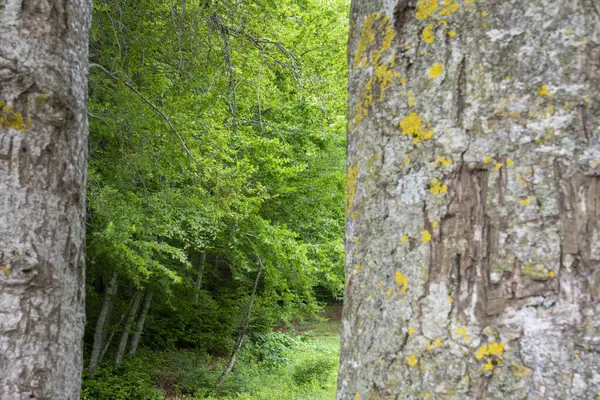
{"left": 340, "top": 1, "right": 600, "bottom": 399}
{"left": 0, "top": 0, "right": 91, "bottom": 398}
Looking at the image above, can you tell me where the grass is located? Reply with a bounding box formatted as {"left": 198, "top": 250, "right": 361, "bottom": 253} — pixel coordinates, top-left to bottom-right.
{"left": 83, "top": 305, "right": 342, "bottom": 400}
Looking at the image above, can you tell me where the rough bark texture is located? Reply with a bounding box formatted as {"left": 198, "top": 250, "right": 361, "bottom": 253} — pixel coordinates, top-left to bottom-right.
{"left": 339, "top": 1, "right": 600, "bottom": 399}
{"left": 88, "top": 272, "right": 119, "bottom": 375}
{"left": 0, "top": 0, "right": 91, "bottom": 398}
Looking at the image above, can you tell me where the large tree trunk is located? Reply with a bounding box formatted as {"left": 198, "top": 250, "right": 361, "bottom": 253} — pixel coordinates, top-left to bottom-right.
{"left": 88, "top": 272, "right": 119, "bottom": 375}
{"left": 0, "top": 0, "right": 91, "bottom": 398}
{"left": 127, "top": 290, "right": 153, "bottom": 359}
{"left": 339, "top": 1, "right": 600, "bottom": 399}
{"left": 115, "top": 290, "right": 143, "bottom": 365}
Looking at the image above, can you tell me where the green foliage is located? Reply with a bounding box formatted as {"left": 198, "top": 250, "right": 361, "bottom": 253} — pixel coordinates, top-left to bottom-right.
{"left": 82, "top": 358, "right": 165, "bottom": 400}
{"left": 84, "top": 0, "right": 348, "bottom": 394}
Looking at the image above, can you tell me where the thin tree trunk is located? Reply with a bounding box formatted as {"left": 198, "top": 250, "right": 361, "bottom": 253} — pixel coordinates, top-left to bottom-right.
{"left": 88, "top": 272, "right": 119, "bottom": 375}
{"left": 193, "top": 251, "right": 206, "bottom": 304}
{"left": 0, "top": 0, "right": 91, "bottom": 397}
{"left": 97, "top": 296, "right": 135, "bottom": 366}
{"left": 218, "top": 256, "right": 263, "bottom": 390}
{"left": 339, "top": 1, "right": 600, "bottom": 399}
{"left": 115, "top": 291, "right": 143, "bottom": 365}
{"left": 128, "top": 291, "right": 153, "bottom": 358}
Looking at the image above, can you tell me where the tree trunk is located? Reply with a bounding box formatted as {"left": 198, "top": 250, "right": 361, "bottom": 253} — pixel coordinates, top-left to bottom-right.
{"left": 88, "top": 272, "right": 119, "bottom": 375}
{"left": 128, "top": 291, "right": 153, "bottom": 359}
{"left": 98, "top": 296, "right": 135, "bottom": 366}
{"left": 0, "top": 0, "right": 91, "bottom": 398}
{"left": 340, "top": 1, "right": 600, "bottom": 399}
{"left": 218, "top": 256, "right": 263, "bottom": 391}
{"left": 193, "top": 251, "right": 206, "bottom": 304}
{"left": 115, "top": 291, "right": 143, "bottom": 365}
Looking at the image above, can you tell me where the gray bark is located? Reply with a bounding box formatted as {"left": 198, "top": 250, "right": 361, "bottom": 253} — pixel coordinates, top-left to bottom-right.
{"left": 88, "top": 272, "right": 119, "bottom": 375}
{"left": 98, "top": 296, "right": 135, "bottom": 366}
{"left": 115, "top": 291, "right": 143, "bottom": 365}
{"left": 340, "top": 1, "right": 600, "bottom": 399}
{"left": 127, "top": 291, "right": 153, "bottom": 358}
{"left": 0, "top": 0, "right": 91, "bottom": 398}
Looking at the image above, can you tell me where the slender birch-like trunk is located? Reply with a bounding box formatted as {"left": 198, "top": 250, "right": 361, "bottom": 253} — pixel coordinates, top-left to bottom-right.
{"left": 115, "top": 291, "right": 143, "bottom": 365}
{"left": 88, "top": 272, "right": 119, "bottom": 375}
{"left": 218, "top": 256, "right": 263, "bottom": 390}
{"left": 0, "top": 0, "right": 91, "bottom": 397}
{"left": 128, "top": 291, "right": 153, "bottom": 358}
{"left": 339, "top": 1, "right": 600, "bottom": 399}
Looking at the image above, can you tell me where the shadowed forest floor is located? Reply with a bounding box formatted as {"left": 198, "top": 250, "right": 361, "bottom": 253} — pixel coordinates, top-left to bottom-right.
{"left": 83, "top": 304, "right": 342, "bottom": 400}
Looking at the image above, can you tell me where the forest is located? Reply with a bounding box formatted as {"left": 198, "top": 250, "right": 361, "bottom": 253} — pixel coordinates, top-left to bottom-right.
{"left": 82, "top": 0, "right": 348, "bottom": 398}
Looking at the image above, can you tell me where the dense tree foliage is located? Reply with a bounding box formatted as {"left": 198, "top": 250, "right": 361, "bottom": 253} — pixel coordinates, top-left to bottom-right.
{"left": 84, "top": 0, "right": 348, "bottom": 391}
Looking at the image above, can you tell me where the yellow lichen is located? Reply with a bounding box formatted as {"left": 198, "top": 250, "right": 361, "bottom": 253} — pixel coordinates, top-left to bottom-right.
{"left": 428, "top": 63, "right": 444, "bottom": 78}
{"left": 421, "top": 230, "right": 432, "bottom": 242}
{"left": 484, "top": 358, "right": 494, "bottom": 371}
{"left": 494, "top": 162, "right": 502, "bottom": 170}
{"left": 415, "top": 0, "right": 439, "bottom": 20}
{"left": 386, "top": 287, "right": 393, "bottom": 297}
{"left": 429, "top": 178, "right": 447, "bottom": 195}
{"left": 432, "top": 221, "right": 438, "bottom": 228}
{"left": 436, "top": 156, "right": 453, "bottom": 166}
{"left": 399, "top": 112, "right": 434, "bottom": 144}
{"left": 455, "top": 326, "right": 467, "bottom": 336}
{"left": 425, "top": 393, "right": 431, "bottom": 399}
{"left": 0, "top": 101, "right": 29, "bottom": 131}
{"left": 548, "top": 271, "right": 555, "bottom": 278}
{"left": 401, "top": 234, "right": 409, "bottom": 243}
{"left": 476, "top": 342, "right": 505, "bottom": 361}
{"left": 566, "top": 28, "right": 573, "bottom": 35}
{"left": 519, "top": 197, "right": 531, "bottom": 206}
{"left": 405, "top": 354, "right": 419, "bottom": 366}
{"left": 346, "top": 166, "right": 359, "bottom": 216}
{"left": 355, "top": 393, "right": 361, "bottom": 400}
{"left": 352, "top": 14, "right": 398, "bottom": 126}
{"left": 407, "top": 92, "right": 415, "bottom": 106}
{"left": 483, "top": 156, "right": 493, "bottom": 164}
{"left": 440, "top": 0, "right": 459, "bottom": 16}
{"left": 395, "top": 271, "right": 409, "bottom": 294}
{"left": 447, "top": 295, "right": 453, "bottom": 302}
{"left": 354, "top": 264, "right": 361, "bottom": 272}
{"left": 447, "top": 30, "right": 457, "bottom": 37}
{"left": 408, "top": 327, "right": 415, "bottom": 335}
{"left": 481, "top": 10, "right": 488, "bottom": 16}
{"left": 422, "top": 23, "right": 436, "bottom": 44}
{"left": 506, "top": 158, "right": 514, "bottom": 167}
{"left": 537, "top": 85, "right": 552, "bottom": 97}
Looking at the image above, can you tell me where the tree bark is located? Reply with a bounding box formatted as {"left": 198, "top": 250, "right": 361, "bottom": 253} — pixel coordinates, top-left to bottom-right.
{"left": 218, "top": 256, "right": 263, "bottom": 391}
{"left": 88, "top": 272, "right": 119, "bottom": 375}
{"left": 98, "top": 296, "right": 135, "bottom": 366}
{"left": 0, "top": 0, "right": 91, "bottom": 398}
{"left": 115, "top": 290, "right": 143, "bottom": 365}
{"left": 340, "top": 1, "right": 600, "bottom": 399}
{"left": 128, "top": 291, "right": 153, "bottom": 359}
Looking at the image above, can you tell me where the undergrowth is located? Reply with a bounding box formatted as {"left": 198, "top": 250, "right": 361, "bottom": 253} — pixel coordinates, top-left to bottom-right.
{"left": 82, "top": 330, "right": 339, "bottom": 400}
